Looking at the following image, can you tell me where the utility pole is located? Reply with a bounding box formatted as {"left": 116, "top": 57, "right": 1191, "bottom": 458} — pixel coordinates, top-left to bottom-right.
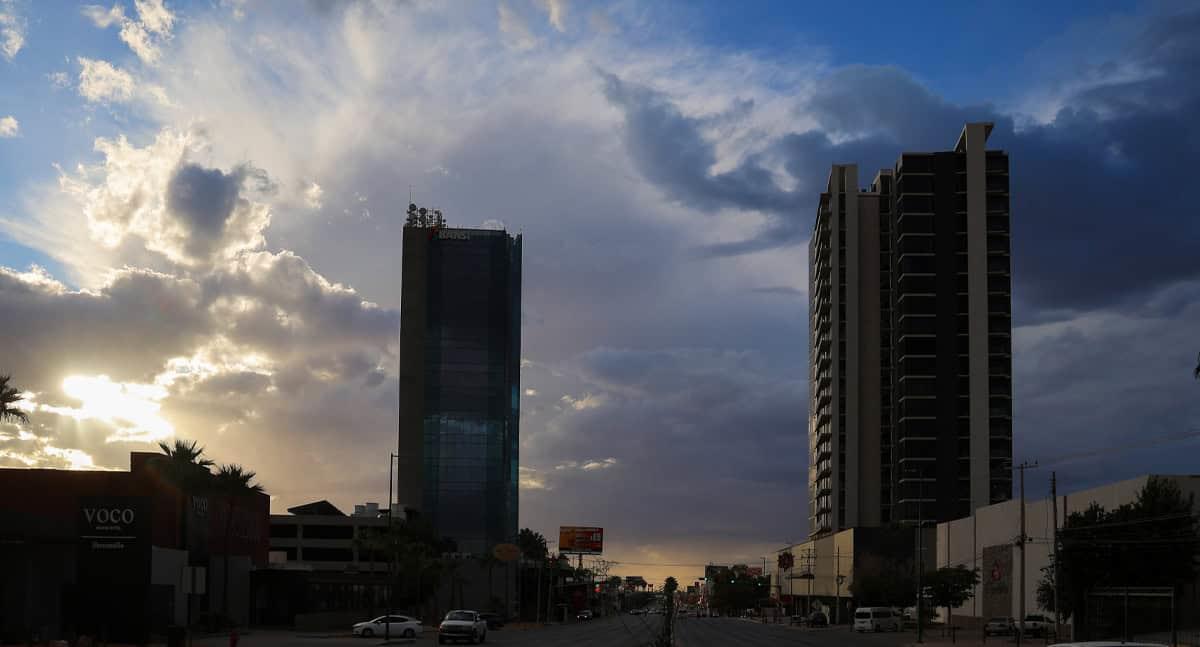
{"left": 1016, "top": 461, "right": 1038, "bottom": 647}
{"left": 1051, "top": 471, "right": 1060, "bottom": 641}
{"left": 386, "top": 452, "right": 397, "bottom": 642}
{"left": 834, "top": 546, "right": 841, "bottom": 625}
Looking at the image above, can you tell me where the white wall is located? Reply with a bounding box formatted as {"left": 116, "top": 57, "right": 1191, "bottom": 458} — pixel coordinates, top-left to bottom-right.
{"left": 936, "top": 474, "right": 1200, "bottom": 623}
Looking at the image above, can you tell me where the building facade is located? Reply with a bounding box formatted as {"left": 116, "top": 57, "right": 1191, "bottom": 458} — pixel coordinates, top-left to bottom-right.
{"left": 808, "top": 122, "right": 1013, "bottom": 536}
{"left": 935, "top": 474, "right": 1200, "bottom": 635}
{"left": 0, "top": 453, "right": 269, "bottom": 643}
{"left": 398, "top": 205, "right": 522, "bottom": 555}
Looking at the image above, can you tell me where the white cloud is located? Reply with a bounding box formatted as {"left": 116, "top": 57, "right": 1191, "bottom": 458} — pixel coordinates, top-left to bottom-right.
{"left": 581, "top": 457, "right": 617, "bottom": 471}
{"left": 82, "top": 3, "right": 125, "bottom": 28}
{"left": 498, "top": 2, "right": 536, "bottom": 50}
{"left": 135, "top": 0, "right": 175, "bottom": 36}
{"left": 559, "top": 392, "right": 606, "bottom": 411}
{"left": 82, "top": 0, "right": 175, "bottom": 64}
{"left": 58, "top": 127, "right": 272, "bottom": 267}
{"left": 77, "top": 57, "right": 136, "bottom": 103}
{"left": 0, "top": 115, "right": 17, "bottom": 138}
{"left": 537, "top": 0, "right": 567, "bottom": 32}
{"left": 519, "top": 466, "right": 550, "bottom": 490}
{"left": 303, "top": 181, "right": 323, "bottom": 209}
{"left": 0, "top": 0, "right": 24, "bottom": 60}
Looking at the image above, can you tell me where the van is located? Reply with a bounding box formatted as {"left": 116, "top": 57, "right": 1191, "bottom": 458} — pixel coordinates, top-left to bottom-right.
{"left": 854, "top": 607, "right": 901, "bottom": 632}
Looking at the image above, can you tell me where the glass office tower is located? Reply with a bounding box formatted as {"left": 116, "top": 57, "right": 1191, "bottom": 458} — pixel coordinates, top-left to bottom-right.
{"left": 398, "top": 207, "right": 521, "bottom": 554}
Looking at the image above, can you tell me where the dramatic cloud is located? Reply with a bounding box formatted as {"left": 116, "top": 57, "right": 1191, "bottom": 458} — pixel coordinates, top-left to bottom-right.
{"left": 0, "top": 115, "right": 16, "bottom": 137}
{"left": 2, "top": 1, "right": 1198, "bottom": 584}
{"left": 77, "top": 57, "right": 136, "bottom": 103}
{"left": 0, "top": 0, "right": 24, "bottom": 60}
{"left": 59, "top": 128, "right": 272, "bottom": 268}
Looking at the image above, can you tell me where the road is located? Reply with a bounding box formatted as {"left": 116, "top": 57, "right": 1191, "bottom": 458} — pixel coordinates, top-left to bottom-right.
{"left": 184, "top": 617, "right": 914, "bottom": 647}
{"left": 676, "top": 617, "right": 912, "bottom": 647}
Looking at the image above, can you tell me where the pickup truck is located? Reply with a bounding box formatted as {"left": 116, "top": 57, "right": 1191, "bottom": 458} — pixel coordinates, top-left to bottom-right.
{"left": 438, "top": 610, "right": 488, "bottom": 644}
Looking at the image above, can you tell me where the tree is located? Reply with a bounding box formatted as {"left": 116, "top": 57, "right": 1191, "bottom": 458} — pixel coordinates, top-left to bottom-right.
{"left": 1037, "top": 477, "right": 1199, "bottom": 626}
{"left": 212, "top": 464, "right": 263, "bottom": 622}
{"left": 476, "top": 552, "right": 503, "bottom": 611}
{"left": 151, "top": 439, "right": 216, "bottom": 561}
{"left": 518, "top": 528, "right": 548, "bottom": 562}
{"left": 0, "top": 375, "right": 29, "bottom": 424}
{"left": 1194, "top": 351, "right": 1200, "bottom": 381}
{"left": 924, "top": 566, "right": 979, "bottom": 627}
{"left": 710, "top": 568, "right": 770, "bottom": 614}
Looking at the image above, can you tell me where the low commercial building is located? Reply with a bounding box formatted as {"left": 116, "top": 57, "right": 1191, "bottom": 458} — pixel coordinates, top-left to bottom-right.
{"left": 253, "top": 500, "right": 392, "bottom": 628}
{"left": 935, "top": 474, "right": 1200, "bottom": 636}
{"left": 773, "top": 526, "right": 932, "bottom": 623}
{"left": 0, "top": 452, "right": 268, "bottom": 644}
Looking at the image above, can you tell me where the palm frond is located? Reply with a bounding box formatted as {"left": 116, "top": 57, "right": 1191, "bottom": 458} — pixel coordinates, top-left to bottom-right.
{"left": 0, "top": 374, "right": 30, "bottom": 424}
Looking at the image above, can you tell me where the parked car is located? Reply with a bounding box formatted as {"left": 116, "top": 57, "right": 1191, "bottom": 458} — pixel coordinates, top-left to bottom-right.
{"left": 1021, "top": 614, "right": 1051, "bottom": 637}
{"left": 352, "top": 615, "right": 423, "bottom": 639}
{"left": 438, "top": 610, "right": 488, "bottom": 644}
{"left": 477, "top": 613, "right": 505, "bottom": 630}
{"left": 808, "top": 611, "right": 829, "bottom": 627}
{"left": 576, "top": 609, "right": 593, "bottom": 621}
{"left": 984, "top": 617, "right": 1016, "bottom": 636}
{"left": 854, "top": 607, "right": 901, "bottom": 633}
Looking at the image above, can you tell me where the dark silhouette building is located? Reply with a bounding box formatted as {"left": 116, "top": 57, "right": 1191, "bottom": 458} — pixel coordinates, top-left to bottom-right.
{"left": 808, "top": 122, "right": 1013, "bottom": 536}
{"left": 398, "top": 205, "right": 521, "bottom": 555}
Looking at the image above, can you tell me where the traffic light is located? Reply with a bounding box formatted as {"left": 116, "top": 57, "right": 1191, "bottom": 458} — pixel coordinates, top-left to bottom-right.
{"left": 594, "top": 585, "right": 601, "bottom": 594}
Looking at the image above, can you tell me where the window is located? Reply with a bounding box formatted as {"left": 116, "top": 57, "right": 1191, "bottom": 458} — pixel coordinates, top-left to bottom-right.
{"left": 302, "top": 524, "right": 354, "bottom": 540}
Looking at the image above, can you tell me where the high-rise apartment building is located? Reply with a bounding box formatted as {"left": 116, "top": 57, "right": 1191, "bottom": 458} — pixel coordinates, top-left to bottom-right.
{"left": 398, "top": 205, "right": 522, "bottom": 554}
{"left": 808, "top": 123, "right": 1012, "bottom": 537}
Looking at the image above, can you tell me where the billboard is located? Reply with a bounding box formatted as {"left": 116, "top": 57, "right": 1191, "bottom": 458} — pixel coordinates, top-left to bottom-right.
{"left": 559, "top": 526, "right": 604, "bottom": 554}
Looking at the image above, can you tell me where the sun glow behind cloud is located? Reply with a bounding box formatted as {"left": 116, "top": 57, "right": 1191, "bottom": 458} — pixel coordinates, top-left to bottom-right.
{"left": 54, "top": 374, "right": 174, "bottom": 442}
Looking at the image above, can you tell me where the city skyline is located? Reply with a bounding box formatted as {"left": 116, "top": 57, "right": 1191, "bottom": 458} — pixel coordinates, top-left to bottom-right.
{"left": 1, "top": 1, "right": 1199, "bottom": 586}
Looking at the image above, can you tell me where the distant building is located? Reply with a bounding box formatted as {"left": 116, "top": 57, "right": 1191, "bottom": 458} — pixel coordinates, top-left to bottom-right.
{"left": 398, "top": 205, "right": 522, "bottom": 555}
{"left": 808, "top": 122, "right": 1013, "bottom": 536}
{"left": 253, "top": 500, "right": 391, "bottom": 628}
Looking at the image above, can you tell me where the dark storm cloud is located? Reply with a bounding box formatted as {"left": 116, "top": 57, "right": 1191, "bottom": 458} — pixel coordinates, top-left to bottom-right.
{"left": 604, "top": 7, "right": 1200, "bottom": 312}
{"left": 600, "top": 71, "right": 804, "bottom": 216}
{"left": 166, "top": 161, "right": 274, "bottom": 262}
{"left": 522, "top": 348, "right": 806, "bottom": 545}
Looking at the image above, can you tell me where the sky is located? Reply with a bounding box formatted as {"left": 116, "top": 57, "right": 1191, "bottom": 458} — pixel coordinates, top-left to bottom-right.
{"left": 1, "top": 0, "right": 1199, "bottom": 586}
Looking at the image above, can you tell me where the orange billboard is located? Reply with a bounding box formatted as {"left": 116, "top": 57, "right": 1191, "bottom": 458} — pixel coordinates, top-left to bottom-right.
{"left": 558, "top": 526, "right": 604, "bottom": 554}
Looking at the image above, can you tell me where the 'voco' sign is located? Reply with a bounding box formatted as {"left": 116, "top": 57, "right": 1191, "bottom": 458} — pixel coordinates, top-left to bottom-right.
{"left": 84, "top": 507, "right": 136, "bottom": 527}
{"left": 79, "top": 496, "right": 145, "bottom": 548}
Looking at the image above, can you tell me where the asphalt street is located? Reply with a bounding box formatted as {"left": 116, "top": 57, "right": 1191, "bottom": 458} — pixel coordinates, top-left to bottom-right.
{"left": 475, "top": 615, "right": 664, "bottom": 646}
{"left": 180, "top": 617, "right": 916, "bottom": 647}
{"left": 675, "top": 617, "right": 913, "bottom": 647}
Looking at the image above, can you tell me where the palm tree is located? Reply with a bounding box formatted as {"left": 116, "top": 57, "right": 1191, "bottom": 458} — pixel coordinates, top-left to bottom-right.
{"left": 213, "top": 464, "right": 264, "bottom": 622}
{"left": 477, "top": 552, "right": 502, "bottom": 611}
{"left": 0, "top": 375, "right": 29, "bottom": 424}
{"left": 152, "top": 440, "right": 215, "bottom": 552}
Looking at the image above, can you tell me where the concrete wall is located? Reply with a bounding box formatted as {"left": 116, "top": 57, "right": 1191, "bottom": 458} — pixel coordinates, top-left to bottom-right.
{"left": 151, "top": 546, "right": 188, "bottom": 625}
{"left": 936, "top": 474, "right": 1200, "bottom": 624}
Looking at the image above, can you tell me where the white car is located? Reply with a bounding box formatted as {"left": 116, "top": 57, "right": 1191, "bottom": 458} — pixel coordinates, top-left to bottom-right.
{"left": 352, "top": 615, "right": 423, "bottom": 639}
{"left": 854, "top": 607, "right": 901, "bottom": 632}
{"left": 438, "top": 610, "right": 488, "bottom": 644}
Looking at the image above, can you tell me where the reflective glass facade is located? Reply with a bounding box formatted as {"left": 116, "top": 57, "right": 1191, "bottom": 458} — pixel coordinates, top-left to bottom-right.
{"left": 399, "top": 225, "right": 521, "bottom": 555}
